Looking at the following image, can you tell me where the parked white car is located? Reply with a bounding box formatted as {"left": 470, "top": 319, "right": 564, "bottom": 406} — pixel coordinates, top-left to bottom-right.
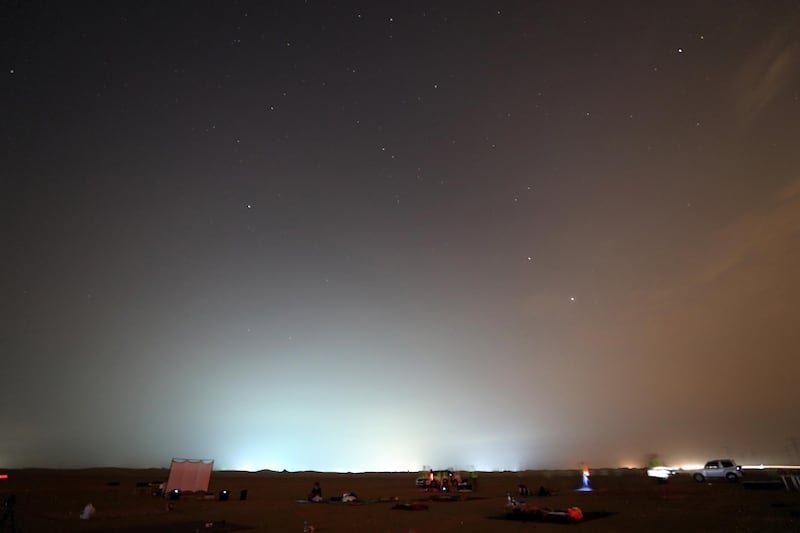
{"left": 647, "top": 466, "right": 677, "bottom": 480}
{"left": 692, "top": 459, "right": 743, "bottom": 482}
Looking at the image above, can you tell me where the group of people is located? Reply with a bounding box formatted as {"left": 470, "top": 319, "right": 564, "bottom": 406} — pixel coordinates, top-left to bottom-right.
{"left": 423, "top": 469, "right": 473, "bottom": 492}
{"left": 307, "top": 482, "right": 358, "bottom": 503}
{"left": 506, "top": 488, "right": 581, "bottom": 523}
{"left": 517, "top": 484, "right": 552, "bottom": 497}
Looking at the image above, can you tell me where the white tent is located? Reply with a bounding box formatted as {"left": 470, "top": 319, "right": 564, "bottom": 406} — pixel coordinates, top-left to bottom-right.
{"left": 165, "top": 458, "right": 214, "bottom": 493}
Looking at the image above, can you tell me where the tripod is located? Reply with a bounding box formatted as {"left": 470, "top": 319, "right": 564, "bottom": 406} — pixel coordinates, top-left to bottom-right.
{"left": 0, "top": 494, "right": 15, "bottom": 532}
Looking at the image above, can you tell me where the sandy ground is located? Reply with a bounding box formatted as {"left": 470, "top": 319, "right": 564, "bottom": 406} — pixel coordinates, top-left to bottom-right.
{"left": 1, "top": 467, "right": 799, "bottom": 532}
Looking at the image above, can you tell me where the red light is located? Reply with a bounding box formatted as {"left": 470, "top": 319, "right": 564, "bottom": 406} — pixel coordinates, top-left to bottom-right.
{"left": 0, "top": 474, "right": 8, "bottom": 479}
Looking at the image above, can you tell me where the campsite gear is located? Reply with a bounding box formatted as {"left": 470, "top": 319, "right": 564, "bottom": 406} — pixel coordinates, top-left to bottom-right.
{"left": 567, "top": 507, "right": 583, "bottom": 521}
{"left": 80, "top": 503, "right": 95, "bottom": 520}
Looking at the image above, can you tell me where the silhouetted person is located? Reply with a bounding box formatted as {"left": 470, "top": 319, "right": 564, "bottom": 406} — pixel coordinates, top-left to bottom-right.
{"left": 518, "top": 484, "right": 529, "bottom": 496}
{"left": 308, "top": 481, "right": 323, "bottom": 502}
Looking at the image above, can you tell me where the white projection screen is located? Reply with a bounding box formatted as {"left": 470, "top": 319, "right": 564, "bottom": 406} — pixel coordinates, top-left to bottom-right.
{"left": 165, "top": 458, "right": 214, "bottom": 493}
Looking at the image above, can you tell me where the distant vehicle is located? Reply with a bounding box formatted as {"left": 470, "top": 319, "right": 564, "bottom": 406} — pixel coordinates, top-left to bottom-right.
{"left": 692, "top": 459, "right": 743, "bottom": 482}
{"left": 646, "top": 466, "right": 677, "bottom": 480}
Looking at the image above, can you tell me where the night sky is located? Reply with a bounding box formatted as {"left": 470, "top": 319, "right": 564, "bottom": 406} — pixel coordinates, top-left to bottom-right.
{"left": 3, "top": 1, "right": 800, "bottom": 472}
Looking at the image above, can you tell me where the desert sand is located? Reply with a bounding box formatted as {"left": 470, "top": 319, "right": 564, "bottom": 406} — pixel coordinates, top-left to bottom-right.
{"left": 1, "top": 467, "right": 798, "bottom": 532}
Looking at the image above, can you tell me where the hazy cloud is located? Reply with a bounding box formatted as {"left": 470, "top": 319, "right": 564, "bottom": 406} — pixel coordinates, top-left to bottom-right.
{"left": 696, "top": 179, "right": 800, "bottom": 288}
{"left": 732, "top": 21, "right": 800, "bottom": 124}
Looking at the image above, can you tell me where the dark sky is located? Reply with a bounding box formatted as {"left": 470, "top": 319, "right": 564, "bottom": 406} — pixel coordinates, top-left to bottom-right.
{"left": 3, "top": 1, "right": 800, "bottom": 471}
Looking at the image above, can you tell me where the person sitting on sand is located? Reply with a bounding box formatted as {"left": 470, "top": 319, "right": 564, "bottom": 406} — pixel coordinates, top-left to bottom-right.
{"left": 308, "top": 481, "right": 323, "bottom": 502}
